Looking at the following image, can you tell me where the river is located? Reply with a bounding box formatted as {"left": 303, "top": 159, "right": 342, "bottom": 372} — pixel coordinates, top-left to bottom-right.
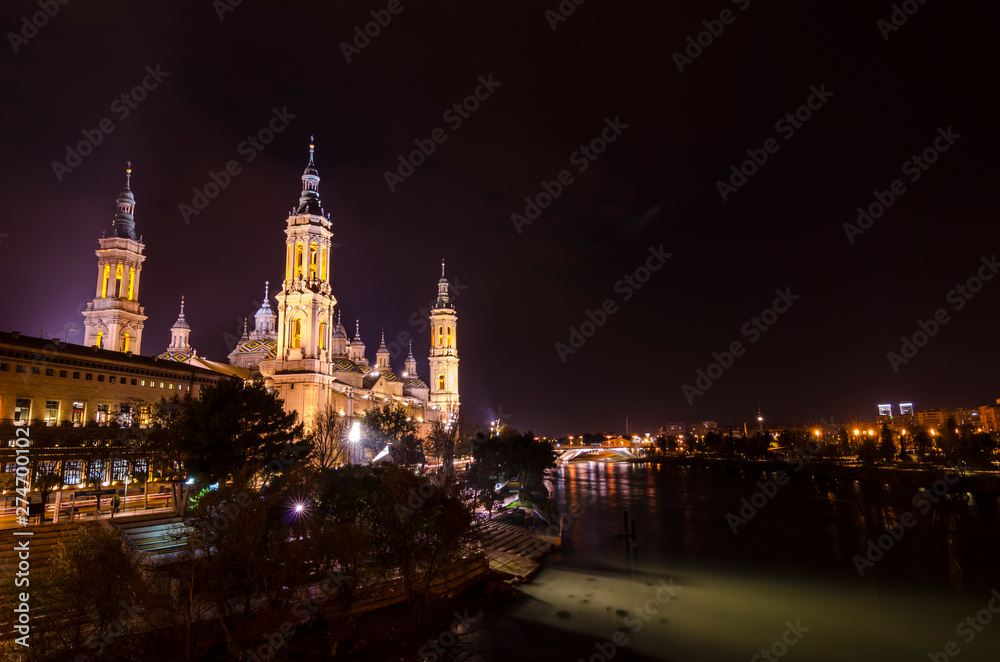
{"left": 451, "top": 460, "right": 1000, "bottom": 661}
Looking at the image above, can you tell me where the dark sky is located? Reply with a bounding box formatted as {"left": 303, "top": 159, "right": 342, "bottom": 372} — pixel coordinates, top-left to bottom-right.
{"left": 1, "top": 0, "right": 997, "bottom": 437}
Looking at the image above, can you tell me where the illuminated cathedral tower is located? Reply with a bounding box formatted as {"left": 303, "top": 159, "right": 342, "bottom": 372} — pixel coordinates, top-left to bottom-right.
{"left": 82, "top": 163, "right": 147, "bottom": 353}
{"left": 428, "top": 262, "right": 460, "bottom": 416}
{"left": 258, "top": 138, "right": 337, "bottom": 426}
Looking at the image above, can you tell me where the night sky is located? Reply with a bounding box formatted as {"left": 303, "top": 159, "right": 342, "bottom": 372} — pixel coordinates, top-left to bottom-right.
{"left": 1, "top": 0, "right": 997, "bottom": 436}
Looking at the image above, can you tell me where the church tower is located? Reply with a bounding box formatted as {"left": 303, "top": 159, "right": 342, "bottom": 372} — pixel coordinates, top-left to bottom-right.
{"left": 83, "top": 163, "right": 147, "bottom": 353}
{"left": 428, "top": 262, "right": 460, "bottom": 415}
{"left": 250, "top": 281, "right": 277, "bottom": 340}
{"left": 375, "top": 329, "right": 391, "bottom": 372}
{"left": 167, "top": 297, "right": 192, "bottom": 354}
{"left": 273, "top": 138, "right": 336, "bottom": 361}
{"left": 258, "top": 138, "right": 337, "bottom": 428}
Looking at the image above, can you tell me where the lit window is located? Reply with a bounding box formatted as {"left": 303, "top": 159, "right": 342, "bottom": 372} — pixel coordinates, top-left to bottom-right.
{"left": 63, "top": 461, "right": 83, "bottom": 485}
{"left": 118, "top": 404, "right": 132, "bottom": 427}
{"left": 101, "top": 265, "right": 110, "bottom": 298}
{"left": 71, "top": 402, "right": 85, "bottom": 425}
{"left": 13, "top": 398, "right": 31, "bottom": 425}
{"left": 95, "top": 404, "right": 109, "bottom": 425}
{"left": 44, "top": 401, "right": 59, "bottom": 425}
{"left": 140, "top": 379, "right": 145, "bottom": 386}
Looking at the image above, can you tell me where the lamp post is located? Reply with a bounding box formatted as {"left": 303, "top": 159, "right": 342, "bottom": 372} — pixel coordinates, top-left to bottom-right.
{"left": 348, "top": 420, "right": 361, "bottom": 464}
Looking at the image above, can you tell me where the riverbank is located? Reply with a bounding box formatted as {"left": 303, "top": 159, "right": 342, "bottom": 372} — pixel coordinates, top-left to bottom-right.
{"left": 269, "top": 577, "right": 518, "bottom": 661}
{"left": 634, "top": 455, "right": 1000, "bottom": 493}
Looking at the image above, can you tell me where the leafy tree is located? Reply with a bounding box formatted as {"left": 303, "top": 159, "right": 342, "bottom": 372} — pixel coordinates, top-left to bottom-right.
{"left": 879, "top": 423, "right": 895, "bottom": 463}
{"left": 359, "top": 402, "right": 419, "bottom": 463}
{"left": 177, "top": 377, "right": 307, "bottom": 485}
{"left": 183, "top": 468, "right": 313, "bottom": 658}
{"left": 912, "top": 426, "right": 932, "bottom": 457}
{"left": 498, "top": 429, "right": 556, "bottom": 501}
{"left": 469, "top": 432, "right": 503, "bottom": 517}
{"left": 28, "top": 524, "right": 150, "bottom": 657}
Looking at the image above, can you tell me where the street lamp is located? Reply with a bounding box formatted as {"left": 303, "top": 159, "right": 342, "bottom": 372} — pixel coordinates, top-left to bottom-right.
{"left": 348, "top": 420, "right": 361, "bottom": 464}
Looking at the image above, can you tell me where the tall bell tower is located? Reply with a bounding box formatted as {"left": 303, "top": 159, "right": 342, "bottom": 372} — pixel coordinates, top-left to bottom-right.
{"left": 428, "top": 262, "right": 460, "bottom": 416}
{"left": 82, "top": 163, "right": 147, "bottom": 353}
{"left": 273, "top": 138, "right": 336, "bottom": 362}
{"left": 258, "top": 138, "right": 337, "bottom": 428}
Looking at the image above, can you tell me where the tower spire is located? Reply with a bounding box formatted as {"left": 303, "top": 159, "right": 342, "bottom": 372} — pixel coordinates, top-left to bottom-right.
{"left": 112, "top": 161, "right": 138, "bottom": 240}
{"left": 296, "top": 136, "right": 324, "bottom": 216}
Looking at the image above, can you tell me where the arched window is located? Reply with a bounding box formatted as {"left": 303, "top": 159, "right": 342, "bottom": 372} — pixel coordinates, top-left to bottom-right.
{"left": 101, "top": 265, "right": 110, "bottom": 298}
{"left": 318, "top": 321, "right": 326, "bottom": 350}
{"left": 127, "top": 267, "right": 135, "bottom": 300}
{"left": 114, "top": 265, "right": 124, "bottom": 298}
{"left": 295, "top": 243, "right": 304, "bottom": 279}
{"left": 437, "top": 374, "right": 445, "bottom": 391}
{"left": 292, "top": 319, "right": 301, "bottom": 348}
{"left": 121, "top": 332, "right": 130, "bottom": 353}
{"left": 447, "top": 326, "right": 452, "bottom": 346}
{"left": 438, "top": 326, "right": 444, "bottom": 346}
{"left": 309, "top": 242, "right": 318, "bottom": 280}
{"left": 95, "top": 331, "right": 104, "bottom": 349}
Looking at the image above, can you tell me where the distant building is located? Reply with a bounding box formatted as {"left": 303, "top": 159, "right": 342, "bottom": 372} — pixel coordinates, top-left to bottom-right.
{"left": 978, "top": 399, "right": 1000, "bottom": 433}
{"left": 915, "top": 408, "right": 980, "bottom": 430}
{"left": 657, "top": 421, "right": 717, "bottom": 438}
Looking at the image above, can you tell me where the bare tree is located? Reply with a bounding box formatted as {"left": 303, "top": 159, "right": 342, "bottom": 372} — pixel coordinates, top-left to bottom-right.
{"left": 310, "top": 405, "right": 346, "bottom": 469}
{"left": 427, "top": 416, "right": 459, "bottom": 481}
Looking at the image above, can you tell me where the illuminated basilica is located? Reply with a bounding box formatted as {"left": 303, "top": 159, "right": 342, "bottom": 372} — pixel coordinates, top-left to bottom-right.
{"left": 82, "top": 143, "right": 460, "bottom": 430}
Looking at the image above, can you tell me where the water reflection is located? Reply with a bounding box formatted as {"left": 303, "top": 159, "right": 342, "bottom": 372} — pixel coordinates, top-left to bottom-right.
{"left": 460, "top": 462, "right": 1000, "bottom": 662}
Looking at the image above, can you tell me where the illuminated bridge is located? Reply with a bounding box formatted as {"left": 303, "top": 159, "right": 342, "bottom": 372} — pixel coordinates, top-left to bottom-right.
{"left": 555, "top": 446, "right": 638, "bottom": 463}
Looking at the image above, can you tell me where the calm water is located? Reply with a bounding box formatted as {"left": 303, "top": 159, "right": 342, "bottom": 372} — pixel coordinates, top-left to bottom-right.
{"left": 452, "top": 461, "right": 1000, "bottom": 661}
